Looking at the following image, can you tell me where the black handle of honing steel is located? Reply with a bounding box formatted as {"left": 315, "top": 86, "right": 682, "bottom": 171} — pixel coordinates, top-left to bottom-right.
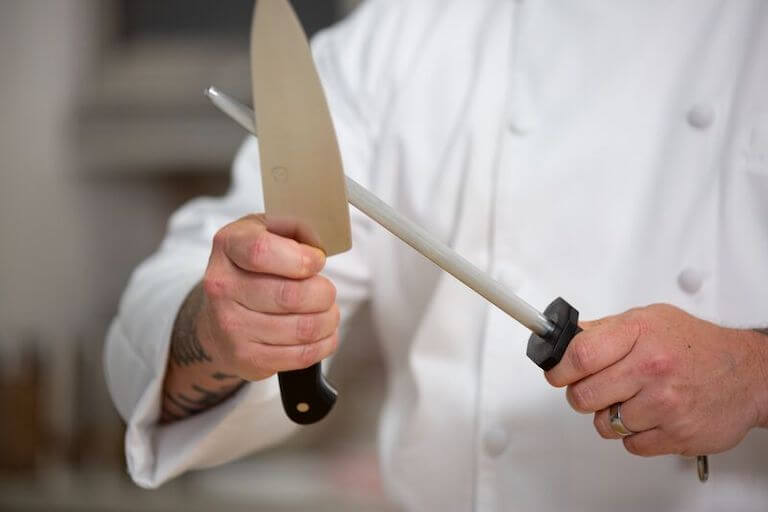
{"left": 526, "top": 297, "right": 709, "bottom": 483}
{"left": 526, "top": 297, "right": 581, "bottom": 370}
{"left": 277, "top": 364, "right": 337, "bottom": 424}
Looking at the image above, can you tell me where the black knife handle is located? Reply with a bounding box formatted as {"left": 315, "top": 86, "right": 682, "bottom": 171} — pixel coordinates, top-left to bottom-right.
{"left": 277, "top": 364, "right": 337, "bottom": 424}
{"left": 527, "top": 297, "right": 582, "bottom": 371}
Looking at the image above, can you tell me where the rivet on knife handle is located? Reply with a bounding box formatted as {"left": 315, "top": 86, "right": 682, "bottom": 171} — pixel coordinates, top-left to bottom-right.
{"left": 278, "top": 366, "right": 338, "bottom": 425}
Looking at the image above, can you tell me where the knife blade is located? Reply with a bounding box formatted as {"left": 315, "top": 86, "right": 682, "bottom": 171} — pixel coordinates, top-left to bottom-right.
{"left": 250, "top": 0, "right": 351, "bottom": 425}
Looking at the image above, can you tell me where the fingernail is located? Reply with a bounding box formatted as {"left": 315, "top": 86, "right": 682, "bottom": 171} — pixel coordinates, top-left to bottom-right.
{"left": 306, "top": 248, "right": 325, "bottom": 273}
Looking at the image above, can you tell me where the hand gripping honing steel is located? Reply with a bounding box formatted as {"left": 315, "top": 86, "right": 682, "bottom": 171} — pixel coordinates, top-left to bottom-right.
{"left": 204, "top": 0, "right": 709, "bottom": 482}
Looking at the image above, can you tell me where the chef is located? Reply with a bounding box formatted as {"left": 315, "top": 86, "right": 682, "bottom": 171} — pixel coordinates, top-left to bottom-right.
{"left": 104, "top": 0, "right": 768, "bottom": 510}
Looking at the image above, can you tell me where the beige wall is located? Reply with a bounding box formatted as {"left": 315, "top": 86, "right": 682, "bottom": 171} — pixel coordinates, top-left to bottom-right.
{"left": 0, "top": 0, "right": 180, "bottom": 447}
{"left": 0, "top": 0, "right": 92, "bottom": 343}
{"left": 0, "top": 1, "right": 200, "bottom": 351}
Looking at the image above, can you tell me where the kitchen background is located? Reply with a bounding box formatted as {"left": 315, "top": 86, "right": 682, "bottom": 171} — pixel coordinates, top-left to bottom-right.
{"left": 0, "top": 1, "right": 396, "bottom": 510}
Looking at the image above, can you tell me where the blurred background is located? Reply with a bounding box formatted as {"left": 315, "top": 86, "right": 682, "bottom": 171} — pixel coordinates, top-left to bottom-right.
{"left": 0, "top": 1, "right": 396, "bottom": 510}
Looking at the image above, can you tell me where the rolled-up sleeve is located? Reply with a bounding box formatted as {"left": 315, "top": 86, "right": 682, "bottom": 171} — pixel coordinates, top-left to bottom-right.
{"left": 104, "top": 139, "right": 301, "bottom": 488}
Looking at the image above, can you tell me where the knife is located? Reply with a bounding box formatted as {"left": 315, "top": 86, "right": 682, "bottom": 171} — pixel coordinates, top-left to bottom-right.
{"left": 211, "top": 0, "right": 709, "bottom": 482}
{"left": 249, "top": 0, "right": 351, "bottom": 425}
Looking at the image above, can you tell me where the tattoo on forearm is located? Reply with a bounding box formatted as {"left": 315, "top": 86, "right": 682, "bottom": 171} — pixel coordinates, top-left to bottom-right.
{"left": 162, "top": 283, "right": 247, "bottom": 424}
{"left": 212, "top": 372, "right": 238, "bottom": 380}
{"left": 182, "top": 383, "right": 243, "bottom": 407}
{"left": 169, "top": 283, "right": 212, "bottom": 366}
{"left": 161, "top": 381, "right": 245, "bottom": 422}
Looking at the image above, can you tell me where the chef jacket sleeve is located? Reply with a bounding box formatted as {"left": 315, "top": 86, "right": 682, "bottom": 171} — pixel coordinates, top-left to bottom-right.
{"left": 103, "top": 0, "right": 397, "bottom": 488}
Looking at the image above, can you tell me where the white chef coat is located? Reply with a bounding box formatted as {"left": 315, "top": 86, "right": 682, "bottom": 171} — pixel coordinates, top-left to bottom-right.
{"left": 104, "top": 0, "right": 768, "bottom": 510}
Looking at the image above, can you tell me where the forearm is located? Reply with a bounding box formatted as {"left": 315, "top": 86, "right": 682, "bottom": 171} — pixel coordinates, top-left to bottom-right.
{"left": 161, "top": 283, "right": 245, "bottom": 423}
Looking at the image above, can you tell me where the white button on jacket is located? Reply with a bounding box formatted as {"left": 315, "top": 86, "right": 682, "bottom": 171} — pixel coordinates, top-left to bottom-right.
{"left": 105, "top": 1, "right": 768, "bottom": 510}
{"left": 687, "top": 103, "right": 716, "bottom": 130}
{"left": 678, "top": 268, "right": 705, "bottom": 295}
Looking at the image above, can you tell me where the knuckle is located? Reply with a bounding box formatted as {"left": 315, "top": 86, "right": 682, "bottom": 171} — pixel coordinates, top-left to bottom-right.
{"left": 296, "top": 314, "right": 317, "bottom": 341}
{"left": 277, "top": 280, "right": 304, "bottom": 311}
{"left": 639, "top": 354, "right": 674, "bottom": 377}
{"left": 211, "top": 228, "right": 229, "bottom": 252}
{"left": 249, "top": 232, "right": 271, "bottom": 267}
{"left": 297, "top": 342, "right": 320, "bottom": 369}
{"left": 202, "top": 273, "right": 228, "bottom": 300}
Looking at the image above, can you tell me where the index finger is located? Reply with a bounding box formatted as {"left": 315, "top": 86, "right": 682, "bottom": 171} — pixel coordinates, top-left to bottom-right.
{"left": 218, "top": 216, "right": 326, "bottom": 279}
{"left": 545, "top": 315, "right": 639, "bottom": 387}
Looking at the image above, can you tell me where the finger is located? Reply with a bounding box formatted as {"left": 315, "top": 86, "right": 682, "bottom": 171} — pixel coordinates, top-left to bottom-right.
{"left": 236, "top": 331, "right": 339, "bottom": 379}
{"left": 263, "top": 215, "right": 326, "bottom": 248}
{"left": 593, "top": 408, "right": 623, "bottom": 440}
{"left": 218, "top": 216, "right": 326, "bottom": 279}
{"left": 545, "top": 316, "right": 640, "bottom": 387}
{"left": 565, "top": 358, "right": 641, "bottom": 413}
{"left": 232, "top": 272, "right": 336, "bottom": 314}
{"left": 616, "top": 386, "right": 676, "bottom": 433}
{"left": 238, "top": 304, "right": 340, "bottom": 346}
{"left": 578, "top": 315, "right": 615, "bottom": 330}
{"left": 622, "top": 428, "right": 680, "bottom": 457}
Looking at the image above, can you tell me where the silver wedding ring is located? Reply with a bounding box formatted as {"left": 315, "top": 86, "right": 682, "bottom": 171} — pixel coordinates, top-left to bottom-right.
{"left": 609, "top": 402, "right": 635, "bottom": 437}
